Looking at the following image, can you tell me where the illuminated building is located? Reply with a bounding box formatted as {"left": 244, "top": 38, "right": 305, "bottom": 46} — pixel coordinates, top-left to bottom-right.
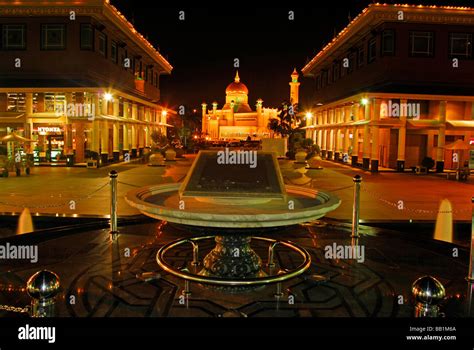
{"left": 302, "top": 4, "right": 474, "bottom": 172}
{"left": 202, "top": 71, "right": 284, "bottom": 140}
{"left": 0, "top": 0, "right": 173, "bottom": 166}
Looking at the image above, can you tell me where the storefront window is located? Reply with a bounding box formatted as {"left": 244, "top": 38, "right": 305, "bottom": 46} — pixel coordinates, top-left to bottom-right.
{"left": 7, "top": 93, "right": 26, "bottom": 112}
{"left": 44, "top": 93, "right": 66, "bottom": 113}
{"left": 32, "top": 126, "right": 64, "bottom": 164}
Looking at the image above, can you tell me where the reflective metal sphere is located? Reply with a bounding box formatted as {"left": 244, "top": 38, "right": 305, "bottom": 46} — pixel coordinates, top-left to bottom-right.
{"left": 412, "top": 276, "right": 446, "bottom": 305}
{"left": 26, "top": 270, "right": 60, "bottom": 300}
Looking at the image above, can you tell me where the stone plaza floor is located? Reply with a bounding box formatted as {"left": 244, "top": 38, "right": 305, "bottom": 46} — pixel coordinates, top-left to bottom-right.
{"left": 0, "top": 156, "right": 472, "bottom": 318}
{"left": 0, "top": 156, "right": 472, "bottom": 225}
{"left": 0, "top": 219, "right": 470, "bottom": 317}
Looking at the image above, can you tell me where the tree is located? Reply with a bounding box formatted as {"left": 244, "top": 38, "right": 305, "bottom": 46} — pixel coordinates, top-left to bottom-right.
{"left": 268, "top": 101, "right": 300, "bottom": 138}
{"left": 150, "top": 130, "right": 169, "bottom": 154}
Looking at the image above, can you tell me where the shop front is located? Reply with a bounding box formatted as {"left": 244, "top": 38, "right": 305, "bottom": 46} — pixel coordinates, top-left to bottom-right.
{"left": 32, "top": 126, "right": 65, "bottom": 165}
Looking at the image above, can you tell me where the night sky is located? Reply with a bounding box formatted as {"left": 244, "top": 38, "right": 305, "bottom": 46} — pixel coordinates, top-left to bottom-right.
{"left": 111, "top": 1, "right": 473, "bottom": 113}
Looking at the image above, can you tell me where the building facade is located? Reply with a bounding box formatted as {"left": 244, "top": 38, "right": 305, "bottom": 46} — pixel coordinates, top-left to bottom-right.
{"left": 302, "top": 4, "right": 474, "bottom": 172}
{"left": 202, "top": 71, "right": 280, "bottom": 140}
{"left": 0, "top": 0, "right": 173, "bottom": 166}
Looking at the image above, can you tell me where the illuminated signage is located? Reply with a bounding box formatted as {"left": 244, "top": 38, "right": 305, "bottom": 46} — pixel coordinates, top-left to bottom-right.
{"left": 37, "top": 127, "right": 62, "bottom": 134}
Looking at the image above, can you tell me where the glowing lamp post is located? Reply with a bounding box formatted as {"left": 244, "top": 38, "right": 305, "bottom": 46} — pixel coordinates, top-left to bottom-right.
{"left": 104, "top": 92, "right": 113, "bottom": 102}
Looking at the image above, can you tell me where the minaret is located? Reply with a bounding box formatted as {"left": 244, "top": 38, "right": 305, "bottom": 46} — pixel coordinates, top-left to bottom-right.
{"left": 201, "top": 102, "right": 207, "bottom": 134}
{"left": 256, "top": 98, "right": 263, "bottom": 127}
{"left": 289, "top": 68, "right": 300, "bottom": 105}
{"left": 229, "top": 100, "right": 235, "bottom": 126}
{"left": 212, "top": 101, "right": 218, "bottom": 114}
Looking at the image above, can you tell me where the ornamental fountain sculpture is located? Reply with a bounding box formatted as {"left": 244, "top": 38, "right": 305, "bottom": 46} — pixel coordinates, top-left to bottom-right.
{"left": 126, "top": 150, "right": 341, "bottom": 291}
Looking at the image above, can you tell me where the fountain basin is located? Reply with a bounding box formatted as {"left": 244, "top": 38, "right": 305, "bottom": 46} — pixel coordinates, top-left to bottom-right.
{"left": 125, "top": 183, "right": 340, "bottom": 228}
{"left": 125, "top": 150, "right": 341, "bottom": 290}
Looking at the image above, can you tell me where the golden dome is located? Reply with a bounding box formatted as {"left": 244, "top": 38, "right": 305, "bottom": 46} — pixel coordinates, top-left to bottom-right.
{"left": 226, "top": 71, "right": 248, "bottom": 95}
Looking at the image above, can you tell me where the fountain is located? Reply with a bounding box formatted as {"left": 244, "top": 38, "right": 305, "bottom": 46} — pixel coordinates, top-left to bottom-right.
{"left": 434, "top": 199, "right": 453, "bottom": 243}
{"left": 126, "top": 151, "right": 341, "bottom": 291}
{"left": 17, "top": 208, "right": 34, "bottom": 235}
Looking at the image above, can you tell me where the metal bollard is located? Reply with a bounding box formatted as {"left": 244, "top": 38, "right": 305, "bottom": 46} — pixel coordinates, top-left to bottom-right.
{"left": 412, "top": 275, "right": 446, "bottom": 317}
{"left": 109, "top": 170, "right": 118, "bottom": 235}
{"left": 467, "top": 197, "right": 474, "bottom": 282}
{"left": 351, "top": 175, "right": 362, "bottom": 238}
{"left": 26, "top": 270, "right": 61, "bottom": 317}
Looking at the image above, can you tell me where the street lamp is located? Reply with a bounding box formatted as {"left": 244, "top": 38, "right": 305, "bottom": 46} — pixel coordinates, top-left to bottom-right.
{"left": 104, "top": 93, "right": 113, "bottom": 102}
{"left": 305, "top": 112, "right": 313, "bottom": 121}
{"left": 361, "top": 98, "right": 369, "bottom": 106}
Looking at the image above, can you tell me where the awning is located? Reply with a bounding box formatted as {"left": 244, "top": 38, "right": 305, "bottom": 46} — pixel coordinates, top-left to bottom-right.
{"left": 95, "top": 115, "right": 173, "bottom": 127}
{"left": 372, "top": 119, "right": 403, "bottom": 127}
{"left": 30, "top": 113, "right": 67, "bottom": 124}
{"left": 0, "top": 112, "right": 24, "bottom": 118}
{"left": 346, "top": 120, "right": 370, "bottom": 126}
{"left": 446, "top": 120, "right": 474, "bottom": 130}
{"left": 31, "top": 112, "right": 64, "bottom": 119}
{"left": 303, "top": 121, "right": 367, "bottom": 128}
{"left": 407, "top": 119, "right": 442, "bottom": 129}
{"left": 0, "top": 112, "right": 25, "bottom": 124}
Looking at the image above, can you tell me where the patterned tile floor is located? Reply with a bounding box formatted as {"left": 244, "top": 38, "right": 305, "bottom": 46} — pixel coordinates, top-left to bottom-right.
{"left": 0, "top": 220, "right": 471, "bottom": 317}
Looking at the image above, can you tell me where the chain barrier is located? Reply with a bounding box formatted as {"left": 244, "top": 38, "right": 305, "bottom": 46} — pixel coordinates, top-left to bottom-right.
{"left": 0, "top": 169, "right": 469, "bottom": 215}
{"left": 360, "top": 187, "right": 471, "bottom": 215}
{"left": 117, "top": 181, "right": 141, "bottom": 188}
{"left": 329, "top": 185, "right": 354, "bottom": 192}
{"left": 0, "top": 181, "right": 109, "bottom": 209}
{"left": 0, "top": 304, "right": 30, "bottom": 314}
{"left": 0, "top": 284, "right": 26, "bottom": 292}
{"left": 282, "top": 174, "right": 468, "bottom": 216}
{"left": 0, "top": 282, "right": 30, "bottom": 313}
{"left": 0, "top": 270, "right": 60, "bottom": 317}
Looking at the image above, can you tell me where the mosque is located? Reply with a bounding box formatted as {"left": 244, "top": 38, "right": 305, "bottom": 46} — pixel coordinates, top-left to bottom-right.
{"left": 201, "top": 70, "right": 300, "bottom": 140}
